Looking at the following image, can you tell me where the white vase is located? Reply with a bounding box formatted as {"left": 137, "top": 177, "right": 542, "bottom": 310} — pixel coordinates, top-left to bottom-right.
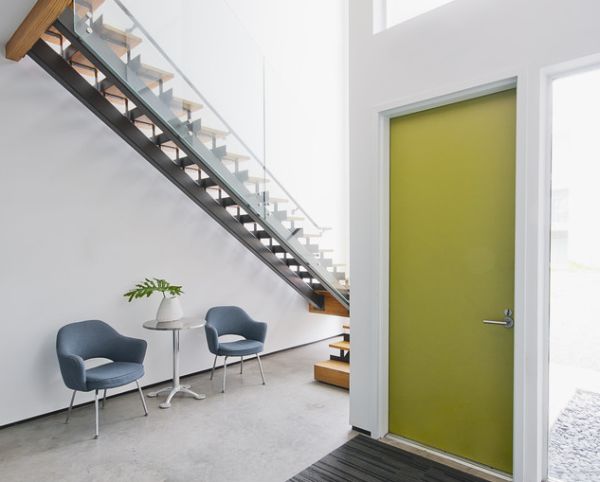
{"left": 156, "top": 296, "right": 183, "bottom": 322}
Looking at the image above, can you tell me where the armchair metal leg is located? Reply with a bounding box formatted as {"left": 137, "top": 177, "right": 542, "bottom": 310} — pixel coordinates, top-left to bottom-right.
{"left": 65, "top": 390, "right": 76, "bottom": 424}
{"left": 102, "top": 389, "right": 107, "bottom": 409}
{"left": 94, "top": 389, "right": 99, "bottom": 439}
{"left": 256, "top": 354, "right": 266, "bottom": 385}
{"left": 136, "top": 380, "right": 148, "bottom": 416}
{"left": 222, "top": 356, "right": 228, "bottom": 393}
{"left": 240, "top": 356, "right": 244, "bottom": 374}
{"left": 210, "top": 355, "right": 218, "bottom": 381}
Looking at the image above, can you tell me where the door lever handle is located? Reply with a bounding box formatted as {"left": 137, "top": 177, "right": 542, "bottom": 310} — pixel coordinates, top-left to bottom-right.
{"left": 483, "top": 309, "right": 514, "bottom": 329}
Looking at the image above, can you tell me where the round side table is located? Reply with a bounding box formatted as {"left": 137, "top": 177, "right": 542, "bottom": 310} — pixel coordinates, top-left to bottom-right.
{"left": 143, "top": 317, "right": 206, "bottom": 409}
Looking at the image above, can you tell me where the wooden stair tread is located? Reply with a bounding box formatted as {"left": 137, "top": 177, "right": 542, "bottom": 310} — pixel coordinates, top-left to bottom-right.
{"left": 127, "top": 95, "right": 202, "bottom": 124}
{"left": 314, "top": 360, "right": 349, "bottom": 389}
{"left": 135, "top": 62, "right": 174, "bottom": 85}
{"left": 157, "top": 139, "right": 177, "bottom": 149}
{"left": 329, "top": 340, "right": 350, "bottom": 351}
{"left": 74, "top": 0, "right": 107, "bottom": 16}
{"left": 245, "top": 176, "right": 270, "bottom": 184}
{"left": 70, "top": 24, "right": 142, "bottom": 69}
{"left": 98, "top": 24, "right": 143, "bottom": 50}
{"left": 314, "top": 360, "right": 349, "bottom": 373}
{"left": 196, "top": 126, "right": 228, "bottom": 142}
{"left": 166, "top": 95, "right": 203, "bottom": 114}
{"left": 137, "top": 98, "right": 202, "bottom": 121}
{"left": 137, "top": 124, "right": 225, "bottom": 148}
{"left": 222, "top": 151, "right": 251, "bottom": 162}
{"left": 104, "top": 86, "right": 129, "bottom": 104}
{"left": 41, "top": 26, "right": 62, "bottom": 46}
{"left": 94, "top": 60, "right": 172, "bottom": 91}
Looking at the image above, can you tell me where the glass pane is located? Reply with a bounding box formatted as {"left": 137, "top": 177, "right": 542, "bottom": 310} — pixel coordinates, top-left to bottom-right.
{"left": 386, "top": 0, "right": 456, "bottom": 28}
{"left": 548, "top": 67, "right": 600, "bottom": 482}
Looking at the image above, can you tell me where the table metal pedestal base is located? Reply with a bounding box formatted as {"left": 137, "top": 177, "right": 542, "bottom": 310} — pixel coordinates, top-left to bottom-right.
{"left": 146, "top": 328, "right": 206, "bottom": 409}
{"left": 147, "top": 384, "right": 206, "bottom": 409}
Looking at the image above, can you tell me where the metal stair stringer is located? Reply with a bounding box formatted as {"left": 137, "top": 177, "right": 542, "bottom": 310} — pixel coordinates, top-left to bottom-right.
{"left": 60, "top": 10, "right": 351, "bottom": 310}
{"left": 27, "top": 37, "right": 324, "bottom": 309}
{"left": 57, "top": 9, "right": 351, "bottom": 310}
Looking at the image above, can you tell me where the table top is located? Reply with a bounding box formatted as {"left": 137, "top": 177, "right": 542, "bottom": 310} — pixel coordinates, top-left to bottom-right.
{"left": 143, "top": 317, "right": 206, "bottom": 331}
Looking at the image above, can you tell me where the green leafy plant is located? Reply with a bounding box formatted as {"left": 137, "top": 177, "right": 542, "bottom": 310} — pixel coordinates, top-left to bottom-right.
{"left": 124, "top": 278, "right": 184, "bottom": 302}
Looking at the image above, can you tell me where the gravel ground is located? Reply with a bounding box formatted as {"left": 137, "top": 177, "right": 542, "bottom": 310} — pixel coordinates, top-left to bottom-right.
{"left": 549, "top": 389, "right": 600, "bottom": 482}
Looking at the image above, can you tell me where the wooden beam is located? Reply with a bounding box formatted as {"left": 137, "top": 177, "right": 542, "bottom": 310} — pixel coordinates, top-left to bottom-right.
{"left": 6, "top": 0, "right": 72, "bottom": 61}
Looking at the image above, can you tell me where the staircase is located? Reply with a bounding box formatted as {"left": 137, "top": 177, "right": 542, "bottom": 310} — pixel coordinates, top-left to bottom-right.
{"left": 314, "top": 322, "right": 350, "bottom": 389}
{"left": 18, "top": 0, "right": 349, "bottom": 312}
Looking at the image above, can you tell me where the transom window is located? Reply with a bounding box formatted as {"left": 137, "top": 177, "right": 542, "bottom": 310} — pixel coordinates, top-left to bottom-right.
{"left": 374, "top": 0, "right": 458, "bottom": 33}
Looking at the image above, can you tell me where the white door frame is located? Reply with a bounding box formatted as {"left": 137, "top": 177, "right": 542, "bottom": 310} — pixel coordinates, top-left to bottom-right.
{"left": 370, "top": 71, "right": 532, "bottom": 481}
{"left": 369, "top": 53, "right": 600, "bottom": 482}
{"left": 371, "top": 55, "right": 600, "bottom": 481}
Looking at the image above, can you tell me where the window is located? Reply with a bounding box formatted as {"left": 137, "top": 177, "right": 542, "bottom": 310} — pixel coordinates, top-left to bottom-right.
{"left": 373, "top": 0, "right": 458, "bottom": 33}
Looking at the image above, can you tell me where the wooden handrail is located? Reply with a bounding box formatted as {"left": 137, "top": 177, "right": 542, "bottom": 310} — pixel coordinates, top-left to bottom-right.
{"left": 5, "top": 0, "right": 72, "bottom": 61}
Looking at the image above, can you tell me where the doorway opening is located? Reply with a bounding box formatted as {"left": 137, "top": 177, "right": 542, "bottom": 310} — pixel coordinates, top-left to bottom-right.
{"left": 548, "top": 66, "right": 600, "bottom": 482}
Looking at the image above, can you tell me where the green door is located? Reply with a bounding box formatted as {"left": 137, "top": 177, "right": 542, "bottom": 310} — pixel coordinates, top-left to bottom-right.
{"left": 389, "top": 89, "right": 516, "bottom": 473}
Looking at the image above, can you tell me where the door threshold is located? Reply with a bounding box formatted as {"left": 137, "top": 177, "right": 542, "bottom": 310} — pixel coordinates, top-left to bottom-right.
{"left": 381, "top": 434, "right": 512, "bottom": 482}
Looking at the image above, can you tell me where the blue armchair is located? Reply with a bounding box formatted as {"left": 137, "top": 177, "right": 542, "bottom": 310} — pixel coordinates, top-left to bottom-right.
{"left": 56, "top": 320, "right": 148, "bottom": 438}
{"left": 205, "top": 306, "right": 267, "bottom": 392}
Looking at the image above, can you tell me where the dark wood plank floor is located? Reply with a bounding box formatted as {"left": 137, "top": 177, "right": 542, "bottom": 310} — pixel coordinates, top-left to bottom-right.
{"left": 288, "top": 435, "right": 489, "bottom": 482}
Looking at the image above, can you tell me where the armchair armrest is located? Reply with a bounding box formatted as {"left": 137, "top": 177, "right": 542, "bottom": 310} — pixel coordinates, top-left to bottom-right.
{"left": 245, "top": 320, "right": 268, "bottom": 344}
{"left": 111, "top": 335, "right": 147, "bottom": 364}
{"left": 204, "top": 324, "right": 220, "bottom": 354}
{"left": 58, "top": 354, "right": 86, "bottom": 391}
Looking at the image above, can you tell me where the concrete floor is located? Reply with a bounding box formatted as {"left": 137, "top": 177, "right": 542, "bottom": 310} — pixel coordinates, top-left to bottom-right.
{"left": 0, "top": 340, "right": 353, "bottom": 482}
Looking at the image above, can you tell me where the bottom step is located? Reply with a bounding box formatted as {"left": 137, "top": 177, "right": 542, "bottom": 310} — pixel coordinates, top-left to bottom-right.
{"left": 314, "top": 359, "right": 350, "bottom": 389}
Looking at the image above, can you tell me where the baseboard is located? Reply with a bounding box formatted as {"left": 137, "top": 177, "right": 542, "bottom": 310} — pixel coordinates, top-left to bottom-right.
{"left": 352, "top": 425, "right": 372, "bottom": 436}
{"left": 382, "top": 433, "right": 512, "bottom": 482}
{"left": 0, "top": 333, "right": 343, "bottom": 430}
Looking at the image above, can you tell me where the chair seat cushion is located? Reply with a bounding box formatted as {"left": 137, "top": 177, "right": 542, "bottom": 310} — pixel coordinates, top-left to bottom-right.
{"left": 86, "top": 362, "right": 144, "bottom": 390}
{"left": 217, "top": 339, "right": 264, "bottom": 356}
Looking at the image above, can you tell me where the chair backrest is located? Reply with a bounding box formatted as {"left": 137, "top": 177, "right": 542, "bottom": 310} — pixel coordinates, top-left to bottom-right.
{"left": 205, "top": 306, "right": 267, "bottom": 355}
{"left": 56, "top": 319, "right": 121, "bottom": 361}
{"left": 205, "top": 306, "right": 254, "bottom": 338}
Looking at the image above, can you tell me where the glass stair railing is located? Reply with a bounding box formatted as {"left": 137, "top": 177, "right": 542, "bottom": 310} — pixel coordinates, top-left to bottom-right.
{"left": 34, "top": 0, "right": 349, "bottom": 309}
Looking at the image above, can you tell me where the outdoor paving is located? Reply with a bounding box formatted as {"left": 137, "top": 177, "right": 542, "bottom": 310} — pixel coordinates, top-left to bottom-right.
{"left": 549, "top": 265, "right": 600, "bottom": 481}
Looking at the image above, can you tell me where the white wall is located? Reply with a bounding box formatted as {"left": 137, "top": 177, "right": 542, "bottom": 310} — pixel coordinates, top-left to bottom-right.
{"left": 348, "top": 0, "right": 600, "bottom": 479}
{"left": 0, "top": 2, "right": 344, "bottom": 426}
